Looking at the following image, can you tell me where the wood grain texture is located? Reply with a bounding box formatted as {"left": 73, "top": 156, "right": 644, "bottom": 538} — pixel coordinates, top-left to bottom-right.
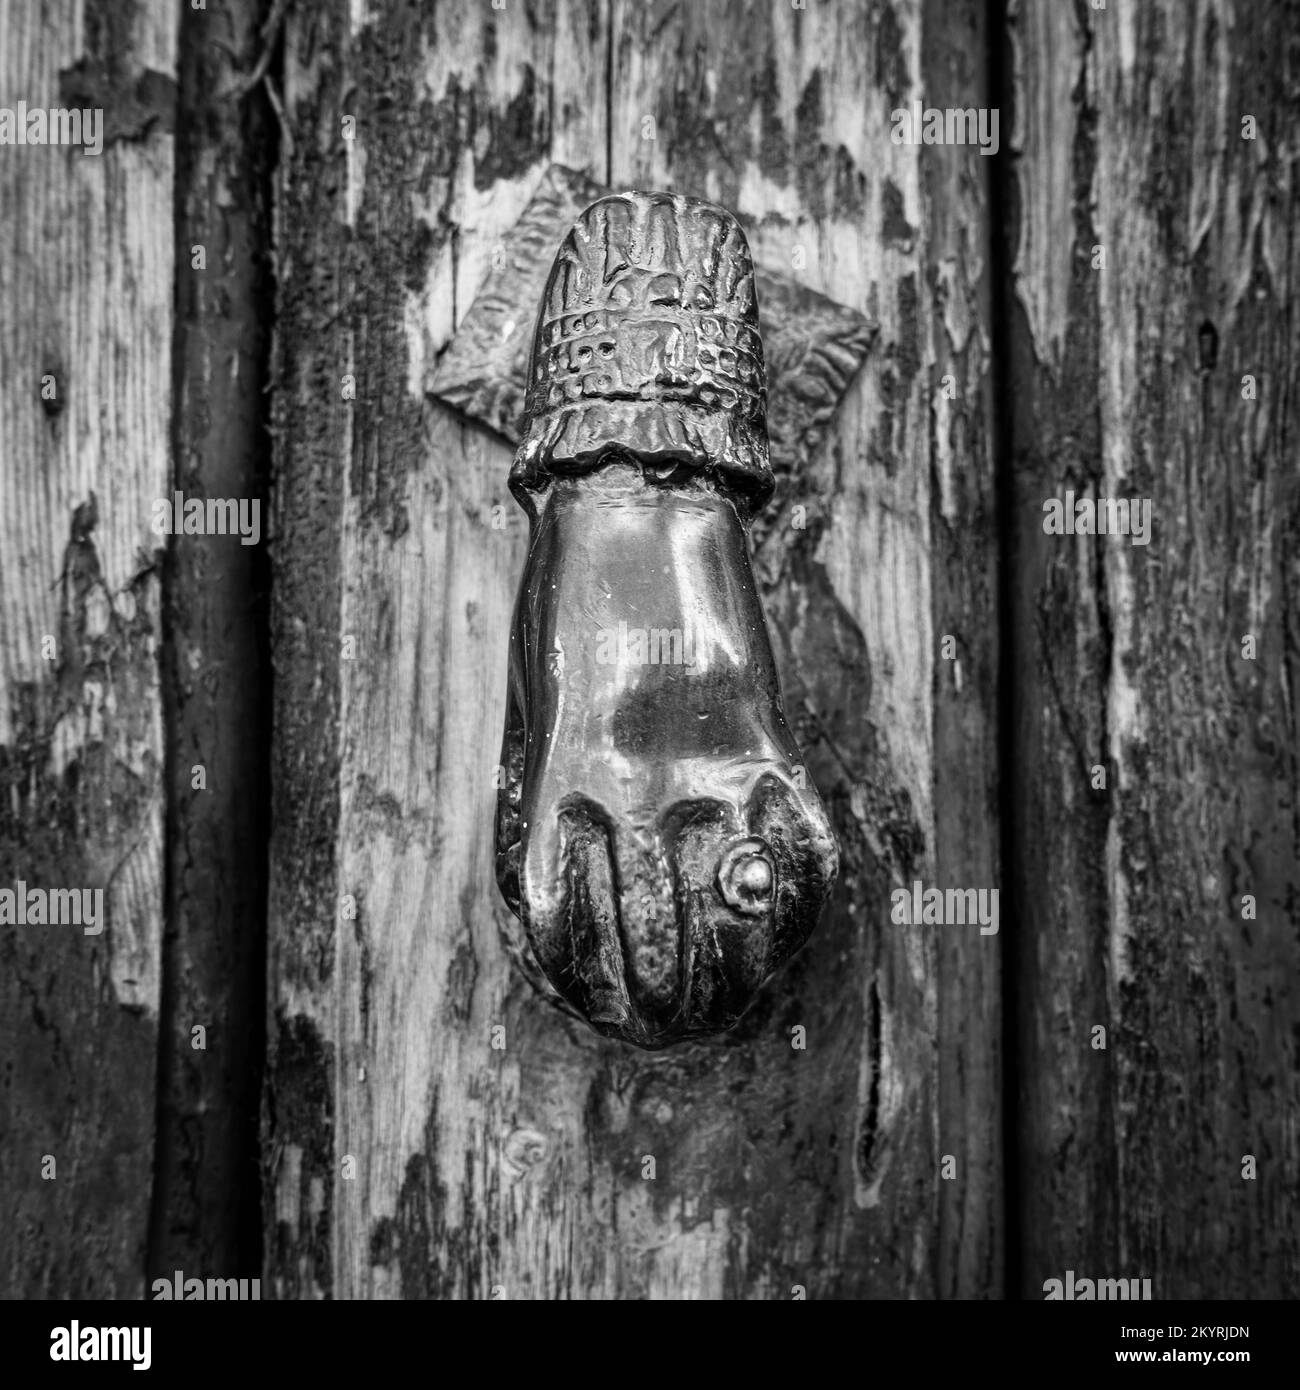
{"left": 265, "top": 0, "right": 611, "bottom": 1300}
{"left": 146, "top": 0, "right": 273, "bottom": 1287}
{"left": 605, "top": 0, "right": 1002, "bottom": 1297}
{"left": 919, "top": 0, "right": 1004, "bottom": 1301}
{"left": 267, "top": 0, "right": 1001, "bottom": 1299}
{"left": 1005, "top": 0, "right": 1300, "bottom": 1297}
{"left": 3, "top": 0, "right": 1289, "bottom": 1304}
{"left": 0, "top": 0, "right": 176, "bottom": 1298}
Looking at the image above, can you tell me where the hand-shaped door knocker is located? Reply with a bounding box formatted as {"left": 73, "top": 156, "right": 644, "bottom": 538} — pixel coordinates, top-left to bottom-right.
{"left": 495, "top": 191, "right": 838, "bottom": 1048}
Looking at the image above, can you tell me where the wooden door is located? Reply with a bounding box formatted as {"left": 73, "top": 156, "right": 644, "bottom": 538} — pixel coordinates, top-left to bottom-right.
{"left": 1, "top": 0, "right": 1295, "bottom": 1302}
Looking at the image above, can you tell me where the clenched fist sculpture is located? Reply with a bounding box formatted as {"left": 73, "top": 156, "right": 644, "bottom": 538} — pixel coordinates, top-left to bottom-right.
{"left": 495, "top": 190, "right": 838, "bottom": 1049}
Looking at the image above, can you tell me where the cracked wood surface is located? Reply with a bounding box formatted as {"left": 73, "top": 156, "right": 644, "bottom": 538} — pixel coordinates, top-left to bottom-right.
{"left": 0, "top": 0, "right": 176, "bottom": 1298}
{"left": 1005, "top": 0, "right": 1300, "bottom": 1297}
{"left": 266, "top": 0, "right": 1000, "bottom": 1299}
{"left": 8, "top": 0, "right": 1291, "bottom": 1304}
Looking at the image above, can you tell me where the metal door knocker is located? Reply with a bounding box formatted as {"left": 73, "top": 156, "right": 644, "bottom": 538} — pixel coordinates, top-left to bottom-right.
{"left": 495, "top": 190, "right": 838, "bottom": 1048}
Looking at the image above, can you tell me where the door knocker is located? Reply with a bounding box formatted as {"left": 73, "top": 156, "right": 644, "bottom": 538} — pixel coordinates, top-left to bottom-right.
{"left": 495, "top": 190, "right": 839, "bottom": 1048}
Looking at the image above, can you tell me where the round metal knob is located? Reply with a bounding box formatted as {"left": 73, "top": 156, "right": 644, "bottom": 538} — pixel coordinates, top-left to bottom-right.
{"left": 717, "top": 838, "right": 775, "bottom": 916}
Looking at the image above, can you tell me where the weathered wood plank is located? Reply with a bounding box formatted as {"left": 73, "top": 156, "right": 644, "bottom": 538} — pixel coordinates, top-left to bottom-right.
{"left": 265, "top": 0, "right": 610, "bottom": 1299}
{"left": 0, "top": 0, "right": 176, "bottom": 1298}
{"left": 1000, "top": 0, "right": 1119, "bottom": 1292}
{"left": 146, "top": 0, "right": 273, "bottom": 1287}
{"left": 268, "top": 0, "right": 1001, "bottom": 1300}
{"left": 602, "top": 0, "right": 1002, "bottom": 1298}
{"left": 919, "top": 0, "right": 1004, "bottom": 1301}
{"left": 1005, "top": 0, "right": 1300, "bottom": 1297}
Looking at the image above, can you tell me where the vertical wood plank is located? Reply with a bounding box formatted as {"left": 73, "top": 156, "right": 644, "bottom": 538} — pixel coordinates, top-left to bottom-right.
{"left": 1092, "top": 0, "right": 1300, "bottom": 1300}
{"left": 920, "top": 0, "right": 1004, "bottom": 1300}
{"left": 266, "top": 0, "right": 610, "bottom": 1299}
{"left": 269, "top": 0, "right": 1003, "bottom": 1300}
{"left": 1000, "top": 0, "right": 1119, "bottom": 1289}
{"left": 1005, "top": 0, "right": 1300, "bottom": 1296}
{"left": 147, "top": 0, "right": 274, "bottom": 1285}
{"left": 0, "top": 0, "right": 176, "bottom": 1298}
{"left": 603, "top": 0, "right": 1002, "bottom": 1298}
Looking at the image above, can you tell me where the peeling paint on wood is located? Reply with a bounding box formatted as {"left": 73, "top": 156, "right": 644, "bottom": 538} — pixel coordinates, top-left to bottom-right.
{"left": 267, "top": 0, "right": 1001, "bottom": 1300}
{"left": 1006, "top": 0, "right": 1300, "bottom": 1298}
{"left": 0, "top": 0, "right": 176, "bottom": 1298}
